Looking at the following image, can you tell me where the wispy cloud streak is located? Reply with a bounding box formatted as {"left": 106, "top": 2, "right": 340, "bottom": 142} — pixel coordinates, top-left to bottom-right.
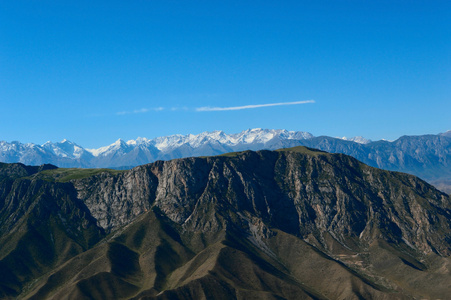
{"left": 196, "top": 100, "right": 315, "bottom": 112}
{"left": 171, "top": 106, "right": 189, "bottom": 111}
{"left": 116, "top": 100, "right": 314, "bottom": 115}
{"left": 117, "top": 107, "right": 164, "bottom": 115}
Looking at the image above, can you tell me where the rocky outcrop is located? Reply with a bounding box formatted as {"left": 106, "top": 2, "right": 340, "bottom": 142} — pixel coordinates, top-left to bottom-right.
{"left": 68, "top": 148, "right": 451, "bottom": 257}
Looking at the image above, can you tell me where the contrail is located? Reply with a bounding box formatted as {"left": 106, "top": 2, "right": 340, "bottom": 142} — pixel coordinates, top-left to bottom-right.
{"left": 196, "top": 100, "right": 315, "bottom": 112}
{"left": 116, "top": 107, "right": 164, "bottom": 115}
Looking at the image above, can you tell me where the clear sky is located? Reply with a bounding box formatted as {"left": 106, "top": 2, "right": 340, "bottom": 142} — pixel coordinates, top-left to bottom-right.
{"left": 1, "top": 1, "right": 450, "bottom": 148}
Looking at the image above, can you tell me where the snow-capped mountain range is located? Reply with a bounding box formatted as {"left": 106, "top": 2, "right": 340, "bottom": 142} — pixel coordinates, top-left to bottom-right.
{"left": 2, "top": 128, "right": 451, "bottom": 192}
{"left": 0, "top": 129, "right": 318, "bottom": 168}
{"left": 87, "top": 128, "right": 315, "bottom": 157}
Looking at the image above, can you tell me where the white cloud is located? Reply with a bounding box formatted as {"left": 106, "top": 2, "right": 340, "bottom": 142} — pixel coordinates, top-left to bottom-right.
{"left": 116, "top": 111, "right": 129, "bottom": 115}
{"left": 116, "top": 107, "right": 164, "bottom": 115}
{"left": 196, "top": 100, "right": 315, "bottom": 112}
{"left": 134, "top": 108, "right": 149, "bottom": 113}
{"left": 115, "top": 100, "right": 314, "bottom": 115}
{"left": 171, "top": 106, "right": 189, "bottom": 111}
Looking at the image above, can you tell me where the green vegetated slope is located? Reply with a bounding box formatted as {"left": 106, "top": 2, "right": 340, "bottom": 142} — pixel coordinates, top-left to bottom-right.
{"left": 33, "top": 167, "right": 125, "bottom": 182}
{"left": 0, "top": 146, "right": 450, "bottom": 299}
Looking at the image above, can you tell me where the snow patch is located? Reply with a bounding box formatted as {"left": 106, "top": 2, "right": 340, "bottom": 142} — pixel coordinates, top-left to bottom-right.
{"left": 340, "top": 136, "right": 372, "bottom": 144}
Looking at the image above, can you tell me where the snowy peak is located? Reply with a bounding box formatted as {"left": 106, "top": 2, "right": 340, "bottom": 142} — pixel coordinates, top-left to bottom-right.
{"left": 42, "top": 140, "right": 89, "bottom": 159}
{"left": 87, "top": 139, "right": 132, "bottom": 157}
{"left": 440, "top": 130, "right": 451, "bottom": 138}
{"left": 233, "top": 128, "right": 313, "bottom": 144}
{"left": 147, "top": 128, "right": 313, "bottom": 151}
{"left": 0, "top": 129, "right": 313, "bottom": 163}
{"left": 234, "top": 128, "right": 277, "bottom": 144}
{"left": 1, "top": 129, "right": 451, "bottom": 173}
{"left": 126, "top": 137, "right": 151, "bottom": 146}
{"left": 81, "top": 128, "right": 315, "bottom": 156}
{"left": 0, "top": 139, "right": 93, "bottom": 167}
{"left": 339, "top": 136, "right": 372, "bottom": 144}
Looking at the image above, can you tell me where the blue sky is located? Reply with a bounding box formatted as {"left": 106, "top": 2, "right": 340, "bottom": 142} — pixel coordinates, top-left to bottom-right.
{"left": 1, "top": 1, "right": 449, "bottom": 148}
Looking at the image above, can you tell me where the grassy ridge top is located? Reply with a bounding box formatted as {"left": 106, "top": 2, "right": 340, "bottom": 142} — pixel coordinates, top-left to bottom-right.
{"left": 14, "top": 146, "right": 327, "bottom": 182}
{"left": 276, "top": 146, "right": 329, "bottom": 156}
{"left": 217, "top": 146, "right": 329, "bottom": 158}
{"left": 36, "top": 168, "right": 125, "bottom": 182}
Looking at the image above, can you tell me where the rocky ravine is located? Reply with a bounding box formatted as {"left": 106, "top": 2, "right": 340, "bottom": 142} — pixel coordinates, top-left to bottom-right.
{"left": 0, "top": 147, "right": 450, "bottom": 299}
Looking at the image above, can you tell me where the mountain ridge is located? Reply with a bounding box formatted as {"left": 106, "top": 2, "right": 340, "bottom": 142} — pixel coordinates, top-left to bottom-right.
{"left": 2, "top": 129, "right": 451, "bottom": 193}
{"left": 1, "top": 146, "right": 450, "bottom": 299}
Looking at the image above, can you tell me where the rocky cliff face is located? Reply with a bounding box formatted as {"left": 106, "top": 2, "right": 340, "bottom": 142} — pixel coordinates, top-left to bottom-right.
{"left": 0, "top": 147, "right": 450, "bottom": 299}
{"left": 68, "top": 148, "right": 451, "bottom": 255}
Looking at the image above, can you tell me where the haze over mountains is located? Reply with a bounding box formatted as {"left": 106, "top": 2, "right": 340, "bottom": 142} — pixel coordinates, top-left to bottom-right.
{"left": 1, "top": 147, "right": 450, "bottom": 299}
{"left": 1, "top": 128, "right": 451, "bottom": 192}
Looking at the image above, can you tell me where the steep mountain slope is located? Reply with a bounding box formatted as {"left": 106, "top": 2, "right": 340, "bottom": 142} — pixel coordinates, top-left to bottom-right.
{"left": 0, "top": 164, "right": 105, "bottom": 298}
{"left": 0, "top": 147, "right": 450, "bottom": 299}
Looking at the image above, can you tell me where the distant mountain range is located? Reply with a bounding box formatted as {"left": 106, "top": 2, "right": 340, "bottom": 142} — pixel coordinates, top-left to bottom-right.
{"left": 0, "top": 129, "right": 314, "bottom": 168}
{"left": 1, "top": 128, "right": 451, "bottom": 192}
